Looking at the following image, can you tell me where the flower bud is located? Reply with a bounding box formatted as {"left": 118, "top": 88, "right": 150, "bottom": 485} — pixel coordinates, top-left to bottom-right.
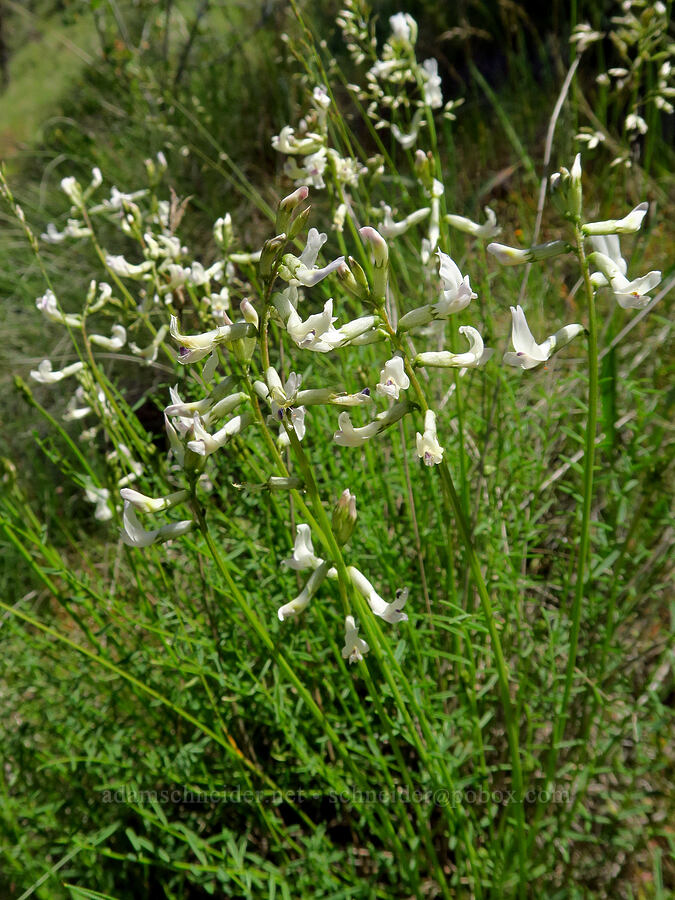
{"left": 259, "top": 233, "right": 287, "bottom": 277}
{"left": 359, "top": 226, "right": 389, "bottom": 300}
{"left": 550, "top": 154, "right": 583, "bottom": 220}
{"left": 414, "top": 149, "right": 432, "bottom": 189}
{"left": 276, "top": 186, "right": 309, "bottom": 233}
{"left": 240, "top": 298, "right": 259, "bottom": 329}
{"left": 332, "top": 489, "right": 357, "bottom": 546}
{"left": 214, "top": 214, "right": 233, "bottom": 251}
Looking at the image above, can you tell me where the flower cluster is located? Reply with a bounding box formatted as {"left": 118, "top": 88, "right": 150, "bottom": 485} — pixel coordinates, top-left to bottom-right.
{"left": 25, "top": 10, "right": 665, "bottom": 668}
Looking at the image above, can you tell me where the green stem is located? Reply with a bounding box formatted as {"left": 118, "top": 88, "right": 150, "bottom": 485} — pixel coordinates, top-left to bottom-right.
{"left": 384, "top": 321, "right": 527, "bottom": 892}
{"left": 553, "top": 223, "right": 599, "bottom": 752}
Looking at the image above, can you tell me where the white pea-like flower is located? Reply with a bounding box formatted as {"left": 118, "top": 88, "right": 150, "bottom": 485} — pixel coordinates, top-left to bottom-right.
{"left": 583, "top": 202, "right": 649, "bottom": 236}
{"left": 415, "top": 326, "right": 492, "bottom": 369}
{"left": 286, "top": 299, "right": 342, "bottom": 352}
{"left": 415, "top": 410, "right": 444, "bottom": 467}
{"left": 588, "top": 252, "right": 661, "bottom": 309}
{"left": 120, "top": 501, "right": 193, "bottom": 547}
{"left": 421, "top": 58, "right": 443, "bottom": 109}
{"left": 105, "top": 255, "right": 154, "bottom": 278}
{"left": 445, "top": 206, "right": 500, "bottom": 240}
{"left": 36, "top": 289, "right": 83, "bottom": 327}
{"left": 271, "top": 126, "right": 324, "bottom": 156}
{"left": 30, "top": 359, "right": 84, "bottom": 384}
{"left": 376, "top": 356, "right": 410, "bottom": 400}
{"left": 333, "top": 412, "right": 381, "bottom": 447}
{"left": 119, "top": 488, "right": 189, "bottom": 513}
{"left": 281, "top": 524, "right": 323, "bottom": 571}
{"left": 436, "top": 250, "right": 476, "bottom": 314}
{"left": 277, "top": 561, "right": 331, "bottom": 621}
{"left": 89, "top": 324, "right": 126, "bottom": 351}
{"left": 348, "top": 567, "right": 409, "bottom": 624}
{"left": 84, "top": 483, "right": 112, "bottom": 522}
{"left": 341, "top": 615, "right": 369, "bottom": 664}
{"left": 503, "top": 305, "right": 584, "bottom": 370}
{"left": 379, "top": 204, "right": 430, "bottom": 237}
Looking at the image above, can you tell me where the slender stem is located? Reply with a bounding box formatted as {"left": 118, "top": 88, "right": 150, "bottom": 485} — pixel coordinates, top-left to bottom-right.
{"left": 554, "top": 224, "right": 599, "bottom": 751}
{"left": 380, "top": 311, "right": 527, "bottom": 892}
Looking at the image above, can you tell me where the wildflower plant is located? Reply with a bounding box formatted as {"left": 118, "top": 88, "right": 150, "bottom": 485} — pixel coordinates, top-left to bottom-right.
{"left": 1, "top": 3, "right": 672, "bottom": 898}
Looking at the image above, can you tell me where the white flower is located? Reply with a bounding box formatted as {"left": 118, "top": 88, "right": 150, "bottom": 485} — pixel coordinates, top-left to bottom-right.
{"left": 341, "top": 615, "right": 369, "bottom": 664}
{"left": 286, "top": 299, "right": 342, "bottom": 351}
{"left": 89, "top": 324, "right": 126, "bottom": 351}
{"left": 60, "top": 176, "right": 82, "bottom": 206}
{"left": 503, "top": 305, "right": 584, "bottom": 369}
{"left": 333, "top": 412, "right": 380, "bottom": 447}
{"left": 391, "top": 116, "right": 424, "bottom": 150}
{"left": 97, "top": 186, "right": 147, "bottom": 211}
{"left": 379, "top": 204, "right": 429, "bottom": 237}
{"left": 588, "top": 235, "right": 626, "bottom": 280}
{"left": 63, "top": 386, "right": 92, "bottom": 420}
{"left": 120, "top": 501, "right": 193, "bottom": 547}
{"left": 279, "top": 255, "right": 346, "bottom": 288}
{"left": 284, "top": 150, "right": 327, "bottom": 189}
{"left": 331, "top": 314, "right": 379, "bottom": 345}
{"left": 445, "top": 206, "right": 500, "bottom": 239}
{"left": 588, "top": 252, "right": 661, "bottom": 309}
{"left": 84, "top": 483, "right": 112, "bottom": 522}
{"left": 389, "top": 12, "right": 417, "bottom": 46}
{"left": 30, "top": 359, "right": 84, "bottom": 384}
{"left": 129, "top": 324, "right": 168, "bottom": 364}
{"left": 583, "top": 201, "right": 649, "bottom": 236}
{"left": 119, "top": 488, "right": 189, "bottom": 513}
{"left": 435, "top": 250, "right": 477, "bottom": 315}
{"left": 36, "top": 289, "right": 83, "bottom": 327}
{"left": 41, "top": 219, "right": 91, "bottom": 243}
{"left": 281, "top": 524, "right": 323, "bottom": 571}
{"left": 170, "top": 316, "right": 252, "bottom": 353}
{"left": 415, "top": 326, "right": 491, "bottom": 369}
{"left": 348, "top": 567, "right": 409, "bottom": 624}
{"left": 187, "top": 412, "right": 252, "bottom": 457}
{"left": 487, "top": 240, "right": 568, "bottom": 265}
{"left": 266, "top": 368, "right": 301, "bottom": 417}
{"left": 421, "top": 58, "right": 443, "bottom": 108}
{"left": 271, "top": 126, "right": 324, "bottom": 155}
{"left": 376, "top": 356, "right": 410, "bottom": 400}
{"left": 415, "top": 410, "right": 444, "bottom": 466}
{"left": 278, "top": 561, "right": 331, "bottom": 621}
{"left": 625, "top": 113, "right": 648, "bottom": 134}
{"left": 576, "top": 129, "right": 605, "bottom": 150}
{"left": 280, "top": 406, "right": 306, "bottom": 444}
{"left": 105, "top": 255, "right": 154, "bottom": 278}
{"left": 569, "top": 23, "right": 605, "bottom": 53}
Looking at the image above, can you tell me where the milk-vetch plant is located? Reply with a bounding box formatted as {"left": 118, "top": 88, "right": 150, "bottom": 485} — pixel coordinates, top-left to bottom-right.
{"left": 1, "top": 3, "right": 671, "bottom": 897}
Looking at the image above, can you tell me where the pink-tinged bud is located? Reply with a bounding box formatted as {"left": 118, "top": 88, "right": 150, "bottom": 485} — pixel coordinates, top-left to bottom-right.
{"left": 240, "top": 298, "right": 259, "bottom": 329}
{"left": 276, "top": 186, "right": 310, "bottom": 232}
